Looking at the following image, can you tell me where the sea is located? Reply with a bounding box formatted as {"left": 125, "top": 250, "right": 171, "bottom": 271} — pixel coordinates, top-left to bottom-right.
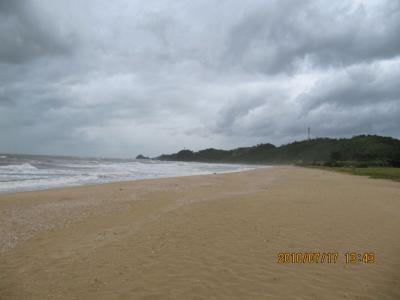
{"left": 0, "top": 154, "right": 262, "bottom": 194}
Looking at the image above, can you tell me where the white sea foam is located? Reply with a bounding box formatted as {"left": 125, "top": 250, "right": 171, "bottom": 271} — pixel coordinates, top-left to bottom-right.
{"left": 0, "top": 155, "right": 266, "bottom": 193}
{"left": 0, "top": 163, "right": 38, "bottom": 171}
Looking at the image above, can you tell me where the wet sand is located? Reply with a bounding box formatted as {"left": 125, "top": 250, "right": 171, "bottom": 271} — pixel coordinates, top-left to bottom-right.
{"left": 1, "top": 166, "right": 400, "bottom": 299}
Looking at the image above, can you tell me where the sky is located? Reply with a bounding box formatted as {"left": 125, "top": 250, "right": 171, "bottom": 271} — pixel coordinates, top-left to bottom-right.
{"left": 1, "top": 0, "right": 399, "bottom": 158}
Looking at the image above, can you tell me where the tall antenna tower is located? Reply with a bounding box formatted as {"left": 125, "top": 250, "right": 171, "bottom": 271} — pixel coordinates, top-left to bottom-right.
{"left": 307, "top": 127, "right": 311, "bottom": 140}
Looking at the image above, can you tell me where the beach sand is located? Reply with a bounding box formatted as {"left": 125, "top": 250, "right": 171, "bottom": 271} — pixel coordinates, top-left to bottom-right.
{"left": 1, "top": 166, "right": 399, "bottom": 299}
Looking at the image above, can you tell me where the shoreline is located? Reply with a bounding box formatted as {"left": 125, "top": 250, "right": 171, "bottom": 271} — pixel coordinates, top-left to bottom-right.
{"left": 0, "top": 168, "right": 273, "bottom": 252}
{"left": 1, "top": 166, "right": 400, "bottom": 299}
{"left": 0, "top": 166, "right": 271, "bottom": 196}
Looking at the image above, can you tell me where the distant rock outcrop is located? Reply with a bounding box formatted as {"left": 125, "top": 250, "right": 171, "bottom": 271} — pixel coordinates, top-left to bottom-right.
{"left": 136, "top": 154, "right": 149, "bottom": 160}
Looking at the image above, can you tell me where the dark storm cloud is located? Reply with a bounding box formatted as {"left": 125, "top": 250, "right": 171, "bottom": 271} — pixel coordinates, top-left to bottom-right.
{"left": 0, "top": 0, "right": 399, "bottom": 157}
{"left": 213, "top": 59, "right": 400, "bottom": 141}
{"left": 301, "top": 61, "right": 400, "bottom": 110}
{"left": 0, "top": 0, "right": 74, "bottom": 64}
{"left": 223, "top": 0, "right": 400, "bottom": 74}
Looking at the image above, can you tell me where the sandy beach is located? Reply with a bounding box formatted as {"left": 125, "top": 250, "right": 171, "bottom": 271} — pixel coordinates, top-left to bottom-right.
{"left": 1, "top": 166, "right": 399, "bottom": 299}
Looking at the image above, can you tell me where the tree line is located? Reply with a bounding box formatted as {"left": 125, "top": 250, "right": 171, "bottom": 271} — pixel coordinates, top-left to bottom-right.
{"left": 157, "top": 135, "right": 400, "bottom": 167}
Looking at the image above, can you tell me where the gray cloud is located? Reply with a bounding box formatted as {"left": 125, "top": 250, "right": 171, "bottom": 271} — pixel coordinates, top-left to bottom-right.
{"left": 0, "top": 0, "right": 75, "bottom": 64}
{"left": 213, "top": 59, "right": 400, "bottom": 140}
{"left": 300, "top": 60, "right": 400, "bottom": 110}
{"left": 223, "top": 0, "right": 400, "bottom": 74}
{"left": 0, "top": 0, "right": 399, "bottom": 157}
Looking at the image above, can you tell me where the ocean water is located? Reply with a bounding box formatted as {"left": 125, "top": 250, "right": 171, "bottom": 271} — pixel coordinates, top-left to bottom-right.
{"left": 0, "top": 154, "right": 262, "bottom": 193}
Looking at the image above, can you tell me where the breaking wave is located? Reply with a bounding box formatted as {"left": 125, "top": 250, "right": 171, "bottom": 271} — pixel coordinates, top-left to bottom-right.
{"left": 0, "top": 155, "right": 265, "bottom": 193}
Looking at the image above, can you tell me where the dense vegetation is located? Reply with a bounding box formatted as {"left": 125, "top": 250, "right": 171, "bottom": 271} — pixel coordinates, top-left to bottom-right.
{"left": 157, "top": 135, "right": 400, "bottom": 167}
{"left": 310, "top": 167, "right": 400, "bottom": 181}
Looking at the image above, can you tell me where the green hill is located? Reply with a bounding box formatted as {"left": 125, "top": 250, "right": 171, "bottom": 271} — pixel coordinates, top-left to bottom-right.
{"left": 157, "top": 135, "right": 400, "bottom": 167}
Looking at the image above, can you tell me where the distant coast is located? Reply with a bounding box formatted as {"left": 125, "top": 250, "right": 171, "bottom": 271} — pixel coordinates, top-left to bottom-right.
{"left": 157, "top": 134, "right": 400, "bottom": 167}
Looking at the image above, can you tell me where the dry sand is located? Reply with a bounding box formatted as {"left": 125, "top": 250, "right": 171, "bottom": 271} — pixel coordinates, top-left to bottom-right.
{"left": 0, "top": 166, "right": 399, "bottom": 299}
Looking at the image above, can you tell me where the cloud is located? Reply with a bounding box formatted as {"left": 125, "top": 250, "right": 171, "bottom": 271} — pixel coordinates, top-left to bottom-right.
{"left": 0, "top": 0, "right": 399, "bottom": 157}
{"left": 300, "top": 58, "right": 400, "bottom": 110}
{"left": 212, "top": 58, "right": 400, "bottom": 142}
{"left": 0, "top": 0, "right": 75, "bottom": 64}
{"left": 223, "top": 0, "right": 400, "bottom": 74}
